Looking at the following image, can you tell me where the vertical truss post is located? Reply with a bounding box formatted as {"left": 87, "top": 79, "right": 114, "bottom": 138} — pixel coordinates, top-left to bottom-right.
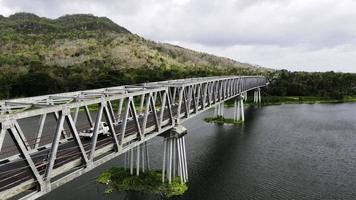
{"left": 73, "top": 107, "right": 79, "bottom": 125}
{"left": 176, "top": 87, "right": 184, "bottom": 124}
{"left": 139, "top": 94, "right": 145, "bottom": 115}
{"left": 149, "top": 94, "right": 160, "bottom": 132}
{"left": 172, "top": 87, "right": 177, "bottom": 105}
{"left": 0, "top": 127, "right": 6, "bottom": 152}
{"left": 35, "top": 113, "right": 46, "bottom": 149}
{"left": 187, "top": 86, "right": 193, "bottom": 116}
{"left": 117, "top": 98, "right": 124, "bottom": 122}
{"left": 142, "top": 93, "right": 152, "bottom": 135}
{"left": 159, "top": 91, "right": 167, "bottom": 129}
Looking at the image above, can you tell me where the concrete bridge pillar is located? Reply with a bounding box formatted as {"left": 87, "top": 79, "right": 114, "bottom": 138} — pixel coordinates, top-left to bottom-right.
{"left": 234, "top": 95, "right": 245, "bottom": 122}
{"left": 254, "top": 90, "right": 257, "bottom": 103}
{"left": 162, "top": 125, "right": 188, "bottom": 184}
{"left": 124, "top": 142, "right": 150, "bottom": 176}
{"left": 214, "top": 103, "right": 224, "bottom": 117}
{"left": 258, "top": 88, "right": 262, "bottom": 103}
{"left": 253, "top": 88, "right": 262, "bottom": 104}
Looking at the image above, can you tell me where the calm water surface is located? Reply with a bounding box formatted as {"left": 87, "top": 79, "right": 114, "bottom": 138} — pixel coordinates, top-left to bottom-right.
{"left": 40, "top": 104, "right": 356, "bottom": 200}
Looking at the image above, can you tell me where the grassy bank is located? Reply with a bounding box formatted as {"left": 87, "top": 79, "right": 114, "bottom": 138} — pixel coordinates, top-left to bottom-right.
{"left": 204, "top": 116, "right": 242, "bottom": 125}
{"left": 97, "top": 167, "right": 188, "bottom": 198}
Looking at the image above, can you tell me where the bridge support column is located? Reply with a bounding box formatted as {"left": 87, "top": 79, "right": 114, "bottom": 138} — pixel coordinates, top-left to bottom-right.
{"left": 253, "top": 88, "right": 262, "bottom": 104}
{"left": 219, "top": 103, "right": 224, "bottom": 116}
{"left": 233, "top": 97, "right": 239, "bottom": 122}
{"left": 214, "top": 103, "right": 224, "bottom": 117}
{"left": 162, "top": 125, "right": 188, "bottom": 184}
{"left": 234, "top": 95, "right": 245, "bottom": 122}
{"left": 254, "top": 90, "right": 258, "bottom": 103}
{"left": 124, "top": 142, "right": 150, "bottom": 176}
{"left": 258, "top": 88, "right": 262, "bottom": 103}
{"left": 214, "top": 104, "right": 218, "bottom": 117}
{"left": 235, "top": 95, "right": 245, "bottom": 122}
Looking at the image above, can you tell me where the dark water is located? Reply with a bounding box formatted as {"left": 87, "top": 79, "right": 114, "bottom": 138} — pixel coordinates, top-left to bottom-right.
{"left": 40, "top": 104, "right": 356, "bottom": 200}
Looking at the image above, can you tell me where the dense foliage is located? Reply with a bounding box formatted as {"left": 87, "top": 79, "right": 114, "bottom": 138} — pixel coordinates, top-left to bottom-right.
{"left": 0, "top": 13, "right": 268, "bottom": 99}
{"left": 266, "top": 70, "right": 356, "bottom": 99}
{"left": 97, "top": 167, "right": 188, "bottom": 197}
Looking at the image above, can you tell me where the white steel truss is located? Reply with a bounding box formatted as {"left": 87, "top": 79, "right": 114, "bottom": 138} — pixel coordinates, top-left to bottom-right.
{"left": 0, "top": 76, "right": 266, "bottom": 199}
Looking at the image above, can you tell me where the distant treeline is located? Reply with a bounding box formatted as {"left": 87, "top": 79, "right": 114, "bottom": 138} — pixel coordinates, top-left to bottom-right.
{"left": 0, "top": 64, "right": 255, "bottom": 98}
{"left": 265, "top": 70, "right": 356, "bottom": 99}
{"left": 1, "top": 66, "right": 356, "bottom": 99}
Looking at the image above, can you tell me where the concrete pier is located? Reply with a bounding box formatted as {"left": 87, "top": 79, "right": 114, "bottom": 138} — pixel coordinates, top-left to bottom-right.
{"left": 124, "top": 142, "right": 150, "bottom": 176}
{"left": 253, "top": 88, "right": 262, "bottom": 104}
{"left": 214, "top": 103, "right": 225, "bottom": 117}
{"left": 161, "top": 125, "right": 188, "bottom": 184}
{"left": 233, "top": 95, "right": 245, "bottom": 122}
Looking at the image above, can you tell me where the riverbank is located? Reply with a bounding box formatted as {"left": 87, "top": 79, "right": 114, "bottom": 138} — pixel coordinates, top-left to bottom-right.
{"left": 97, "top": 167, "right": 188, "bottom": 198}
{"left": 224, "top": 96, "right": 356, "bottom": 107}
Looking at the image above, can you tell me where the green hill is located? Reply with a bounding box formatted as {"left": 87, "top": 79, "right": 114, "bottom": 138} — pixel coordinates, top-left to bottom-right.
{"left": 0, "top": 13, "right": 270, "bottom": 98}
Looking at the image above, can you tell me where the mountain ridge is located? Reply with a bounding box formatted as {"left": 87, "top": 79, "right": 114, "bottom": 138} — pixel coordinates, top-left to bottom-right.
{"left": 0, "top": 12, "right": 270, "bottom": 98}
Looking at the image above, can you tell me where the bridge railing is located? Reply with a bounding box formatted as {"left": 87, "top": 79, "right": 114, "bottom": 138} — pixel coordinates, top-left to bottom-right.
{"left": 0, "top": 76, "right": 266, "bottom": 200}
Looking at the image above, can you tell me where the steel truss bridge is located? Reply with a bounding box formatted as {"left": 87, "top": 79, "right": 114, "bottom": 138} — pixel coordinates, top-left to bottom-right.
{"left": 0, "top": 76, "right": 266, "bottom": 199}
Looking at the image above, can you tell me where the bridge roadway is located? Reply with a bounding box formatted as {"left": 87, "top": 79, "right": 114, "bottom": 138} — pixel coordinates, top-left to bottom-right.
{"left": 0, "top": 76, "right": 267, "bottom": 199}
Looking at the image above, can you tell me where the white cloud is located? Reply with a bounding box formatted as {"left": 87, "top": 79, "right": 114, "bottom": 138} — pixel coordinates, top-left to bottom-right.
{"left": 0, "top": 0, "right": 19, "bottom": 16}
{"left": 1, "top": 0, "right": 356, "bottom": 72}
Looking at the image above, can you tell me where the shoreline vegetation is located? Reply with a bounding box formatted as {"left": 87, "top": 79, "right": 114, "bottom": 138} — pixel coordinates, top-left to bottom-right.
{"left": 223, "top": 96, "right": 356, "bottom": 107}
{"left": 204, "top": 116, "right": 242, "bottom": 125}
{"left": 97, "top": 167, "right": 188, "bottom": 198}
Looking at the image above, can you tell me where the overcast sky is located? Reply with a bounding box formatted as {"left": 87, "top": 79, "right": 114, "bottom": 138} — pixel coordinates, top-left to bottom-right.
{"left": 1, "top": 0, "right": 356, "bottom": 72}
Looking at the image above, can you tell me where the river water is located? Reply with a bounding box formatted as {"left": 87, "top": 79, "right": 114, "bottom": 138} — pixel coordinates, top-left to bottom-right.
{"left": 40, "top": 103, "right": 356, "bottom": 200}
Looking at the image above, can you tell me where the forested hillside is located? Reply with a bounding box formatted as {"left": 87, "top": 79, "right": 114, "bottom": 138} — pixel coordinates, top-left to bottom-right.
{"left": 1, "top": 12, "right": 355, "bottom": 100}
{"left": 0, "top": 13, "right": 268, "bottom": 98}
